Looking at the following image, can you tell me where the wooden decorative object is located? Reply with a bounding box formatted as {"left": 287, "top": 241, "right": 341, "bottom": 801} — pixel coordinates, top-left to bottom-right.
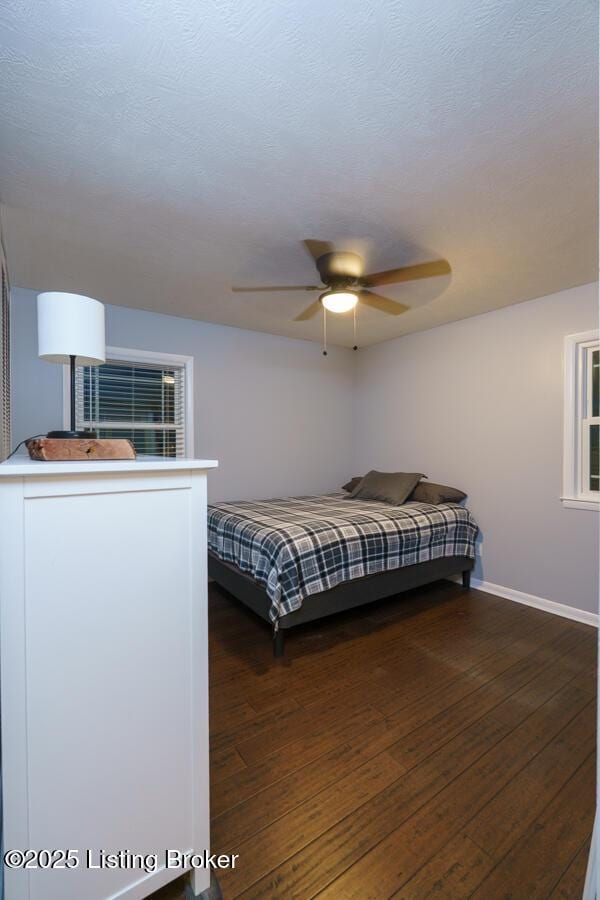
{"left": 26, "top": 437, "right": 136, "bottom": 461}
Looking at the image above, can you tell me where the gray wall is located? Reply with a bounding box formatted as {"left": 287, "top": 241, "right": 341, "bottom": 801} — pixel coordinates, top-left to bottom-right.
{"left": 11, "top": 282, "right": 598, "bottom": 614}
{"left": 11, "top": 287, "right": 355, "bottom": 501}
{"left": 352, "top": 282, "right": 599, "bottom": 615}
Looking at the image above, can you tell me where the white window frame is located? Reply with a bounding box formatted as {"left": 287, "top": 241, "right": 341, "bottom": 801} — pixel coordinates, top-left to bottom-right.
{"left": 562, "top": 329, "right": 599, "bottom": 510}
{"left": 63, "top": 346, "right": 194, "bottom": 457}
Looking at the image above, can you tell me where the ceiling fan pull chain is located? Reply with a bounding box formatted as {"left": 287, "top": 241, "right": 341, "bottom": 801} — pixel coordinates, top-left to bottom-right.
{"left": 353, "top": 305, "right": 358, "bottom": 351}
{"left": 322, "top": 307, "right": 328, "bottom": 356}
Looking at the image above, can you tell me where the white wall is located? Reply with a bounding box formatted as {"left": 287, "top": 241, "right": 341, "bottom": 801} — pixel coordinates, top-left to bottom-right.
{"left": 11, "top": 287, "right": 355, "bottom": 502}
{"left": 352, "top": 282, "right": 599, "bottom": 615}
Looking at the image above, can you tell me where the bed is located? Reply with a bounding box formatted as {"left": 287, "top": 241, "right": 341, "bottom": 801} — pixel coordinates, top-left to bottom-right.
{"left": 207, "top": 492, "right": 478, "bottom": 657}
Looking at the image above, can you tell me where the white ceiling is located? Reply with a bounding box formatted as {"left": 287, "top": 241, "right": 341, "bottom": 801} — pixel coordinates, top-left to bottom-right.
{"left": 0, "top": 0, "right": 597, "bottom": 347}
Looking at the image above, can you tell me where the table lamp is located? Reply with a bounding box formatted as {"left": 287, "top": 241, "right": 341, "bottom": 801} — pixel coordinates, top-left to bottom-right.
{"left": 37, "top": 291, "right": 106, "bottom": 438}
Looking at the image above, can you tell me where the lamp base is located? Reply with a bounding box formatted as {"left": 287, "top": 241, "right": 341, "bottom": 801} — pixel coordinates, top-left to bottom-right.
{"left": 46, "top": 430, "right": 98, "bottom": 439}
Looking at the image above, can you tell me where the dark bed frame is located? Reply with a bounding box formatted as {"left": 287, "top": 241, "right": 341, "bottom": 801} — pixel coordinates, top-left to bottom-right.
{"left": 208, "top": 551, "right": 474, "bottom": 658}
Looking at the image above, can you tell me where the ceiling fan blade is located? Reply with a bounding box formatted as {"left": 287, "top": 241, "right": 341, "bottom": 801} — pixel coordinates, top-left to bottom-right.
{"left": 302, "top": 239, "right": 335, "bottom": 261}
{"left": 360, "top": 290, "right": 409, "bottom": 316}
{"left": 363, "top": 258, "right": 451, "bottom": 288}
{"left": 232, "top": 284, "right": 320, "bottom": 293}
{"left": 294, "top": 298, "right": 323, "bottom": 321}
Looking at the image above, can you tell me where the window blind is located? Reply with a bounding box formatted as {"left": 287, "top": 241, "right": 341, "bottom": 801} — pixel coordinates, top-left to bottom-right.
{"left": 76, "top": 359, "right": 186, "bottom": 457}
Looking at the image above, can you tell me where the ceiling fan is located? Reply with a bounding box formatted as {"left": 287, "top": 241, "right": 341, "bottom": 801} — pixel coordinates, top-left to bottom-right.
{"left": 232, "top": 239, "right": 451, "bottom": 321}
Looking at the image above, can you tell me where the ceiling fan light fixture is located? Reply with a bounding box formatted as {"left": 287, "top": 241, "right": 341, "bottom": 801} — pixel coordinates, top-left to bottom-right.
{"left": 320, "top": 290, "right": 358, "bottom": 314}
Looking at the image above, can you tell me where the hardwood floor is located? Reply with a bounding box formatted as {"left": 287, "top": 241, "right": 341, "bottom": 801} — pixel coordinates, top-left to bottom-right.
{"left": 152, "top": 579, "right": 596, "bottom": 900}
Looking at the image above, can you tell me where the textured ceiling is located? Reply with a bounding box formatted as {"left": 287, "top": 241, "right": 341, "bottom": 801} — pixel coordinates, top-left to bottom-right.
{"left": 0, "top": 0, "right": 597, "bottom": 347}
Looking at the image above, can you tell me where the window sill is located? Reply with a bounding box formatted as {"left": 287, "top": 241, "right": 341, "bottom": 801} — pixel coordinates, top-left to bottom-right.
{"left": 561, "top": 496, "right": 600, "bottom": 511}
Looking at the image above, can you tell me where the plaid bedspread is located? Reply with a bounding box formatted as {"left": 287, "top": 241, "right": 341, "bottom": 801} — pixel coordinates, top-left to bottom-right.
{"left": 207, "top": 493, "right": 478, "bottom": 624}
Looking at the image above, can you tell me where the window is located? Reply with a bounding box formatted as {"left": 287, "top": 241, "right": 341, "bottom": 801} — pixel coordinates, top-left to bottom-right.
{"left": 563, "top": 330, "right": 599, "bottom": 509}
{"left": 65, "top": 347, "right": 193, "bottom": 457}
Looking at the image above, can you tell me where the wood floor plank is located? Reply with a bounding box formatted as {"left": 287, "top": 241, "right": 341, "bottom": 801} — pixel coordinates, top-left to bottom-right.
{"left": 378, "top": 618, "right": 584, "bottom": 726}
{"left": 210, "top": 700, "right": 259, "bottom": 733}
{"left": 210, "top": 744, "right": 247, "bottom": 783}
{"left": 463, "top": 704, "right": 595, "bottom": 860}
{"left": 373, "top": 632, "right": 574, "bottom": 764}
{"left": 470, "top": 754, "right": 596, "bottom": 898}
{"left": 259, "top": 682, "right": 592, "bottom": 900}
{"left": 235, "top": 716, "right": 504, "bottom": 900}
{"left": 148, "top": 584, "right": 596, "bottom": 900}
{"left": 212, "top": 736, "right": 407, "bottom": 848}
{"left": 211, "top": 704, "right": 386, "bottom": 817}
{"left": 390, "top": 833, "right": 496, "bottom": 899}
{"left": 229, "top": 637, "right": 553, "bottom": 819}
{"left": 234, "top": 691, "right": 385, "bottom": 766}
{"left": 217, "top": 752, "right": 406, "bottom": 898}
{"left": 548, "top": 839, "right": 593, "bottom": 899}
{"left": 388, "top": 647, "right": 590, "bottom": 770}
{"left": 210, "top": 697, "right": 303, "bottom": 753}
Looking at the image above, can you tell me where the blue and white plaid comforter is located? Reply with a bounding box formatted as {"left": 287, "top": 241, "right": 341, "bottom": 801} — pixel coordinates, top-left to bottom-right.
{"left": 207, "top": 493, "right": 478, "bottom": 624}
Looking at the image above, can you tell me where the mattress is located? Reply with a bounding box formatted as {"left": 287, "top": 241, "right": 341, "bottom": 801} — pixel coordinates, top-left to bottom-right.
{"left": 207, "top": 493, "right": 478, "bottom": 624}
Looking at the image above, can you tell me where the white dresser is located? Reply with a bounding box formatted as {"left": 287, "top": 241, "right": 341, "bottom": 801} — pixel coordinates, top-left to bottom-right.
{"left": 0, "top": 456, "right": 218, "bottom": 900}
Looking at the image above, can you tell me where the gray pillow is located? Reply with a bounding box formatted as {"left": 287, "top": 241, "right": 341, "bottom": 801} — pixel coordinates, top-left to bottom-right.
{"left": 350, "top": 470, "right": 426, "bottom": 505}
{"left": 342, "top": 476, "right": 363, "bottom": 492}
{"left": 409, "top": 481, "right": 467, "bottom": 505}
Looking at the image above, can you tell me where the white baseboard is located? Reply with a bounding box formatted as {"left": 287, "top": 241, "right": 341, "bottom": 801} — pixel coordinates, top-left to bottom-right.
{"left": 449, "top": 575, "right": 598, "bottom": 628}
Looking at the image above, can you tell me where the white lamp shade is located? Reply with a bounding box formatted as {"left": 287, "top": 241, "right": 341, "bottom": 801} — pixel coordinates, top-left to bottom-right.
{"left": 37, "top": 292, "right": 106, "bottom": 365}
